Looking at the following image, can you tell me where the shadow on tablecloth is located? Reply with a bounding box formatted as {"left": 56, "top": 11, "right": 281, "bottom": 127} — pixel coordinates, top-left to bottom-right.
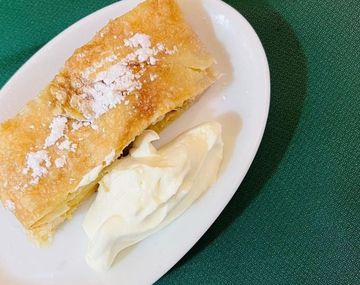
{"left": 169, "top": 2, "right": 308, "bottom": 273}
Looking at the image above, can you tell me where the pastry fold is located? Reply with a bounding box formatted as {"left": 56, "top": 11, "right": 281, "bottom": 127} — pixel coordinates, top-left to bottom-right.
{"left": 0, "top": 0, "right": 216, "bottom": 244}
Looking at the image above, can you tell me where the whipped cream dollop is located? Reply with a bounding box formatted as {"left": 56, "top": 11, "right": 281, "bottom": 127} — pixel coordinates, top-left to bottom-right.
{"left": 83, "top": 122, "right": 223, "bottom": 271}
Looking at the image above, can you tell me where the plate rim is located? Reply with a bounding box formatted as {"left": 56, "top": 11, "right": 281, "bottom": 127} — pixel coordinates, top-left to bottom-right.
{"left": 0, "top": 0, "right": 270, "bottom": 284}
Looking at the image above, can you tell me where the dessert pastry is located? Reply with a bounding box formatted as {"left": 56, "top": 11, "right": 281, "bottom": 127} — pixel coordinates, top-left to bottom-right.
{"left": 0, "top": 0, "right": 216, "bottom": 244}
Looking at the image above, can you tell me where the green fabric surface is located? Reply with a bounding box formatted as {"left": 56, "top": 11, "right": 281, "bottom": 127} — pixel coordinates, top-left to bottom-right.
{"left": 1, "top": 0, "right": 359, "bottom": 284}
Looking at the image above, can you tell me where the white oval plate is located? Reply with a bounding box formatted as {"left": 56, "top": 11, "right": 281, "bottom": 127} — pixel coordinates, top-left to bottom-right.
{"left": 0, "top": 0, "right": 270, "bottom": 284}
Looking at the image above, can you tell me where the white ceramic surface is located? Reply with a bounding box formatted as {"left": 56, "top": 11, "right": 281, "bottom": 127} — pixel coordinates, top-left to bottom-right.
{"left": 0, "top": 0, "right": 270, "bottom": 284}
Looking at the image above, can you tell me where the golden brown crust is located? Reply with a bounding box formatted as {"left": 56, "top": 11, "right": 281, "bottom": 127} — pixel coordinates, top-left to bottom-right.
{"left": 0, "top": 0, "right": 216, "bottom": 244}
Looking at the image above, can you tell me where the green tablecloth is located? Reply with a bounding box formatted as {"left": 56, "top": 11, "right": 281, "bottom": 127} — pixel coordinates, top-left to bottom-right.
{"left": 1, "top": 0, "right": 359, "bottom": 284}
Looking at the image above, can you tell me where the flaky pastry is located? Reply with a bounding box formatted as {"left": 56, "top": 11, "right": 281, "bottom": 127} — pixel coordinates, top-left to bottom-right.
{"left": 0, "top": 0, "right": 216, "bottom": 244}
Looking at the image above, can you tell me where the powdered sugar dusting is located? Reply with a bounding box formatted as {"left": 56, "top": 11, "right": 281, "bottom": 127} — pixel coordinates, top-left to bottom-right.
{"left": 124, "top": 33, "right": 158, "bottom": 64}
{"left": 165, "top": 45, "right": 178, "bottom": 55}
{"left": 57, "top": 137, "right": 74, "bottom": 151}
{"left": 21, "top": 115, "right": 80, "bottom": 189}
{"left": 84, "top": 63, "right": 141, "bottom": 118}
{"left": 71, "top": 120, "right": 98, "bottom": 131}
{"left": 77, "top": 33, "right": 177, "bottom": 120}
{"left": 44, "top": 117, "right": 68, "bottom": 148}
{"left": 156, "top": 43, "right": 165, "bottom": 52}
{"left": 43, "top": 116, "right": 80, "bottom": 153}
{"left": 124, "top": 33, "right": 151, "bottom": 48}
{"left": 23, "top": 150, "right": 51, "bottom": 185}
{"left": 72, "top": 121, "right": 83, "bottom": 131}
{"left": 82, "top": 55, "right": 117, "bottom": 80}
{"left": 55, "top": 156, "right": 66, "bottom": 168}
